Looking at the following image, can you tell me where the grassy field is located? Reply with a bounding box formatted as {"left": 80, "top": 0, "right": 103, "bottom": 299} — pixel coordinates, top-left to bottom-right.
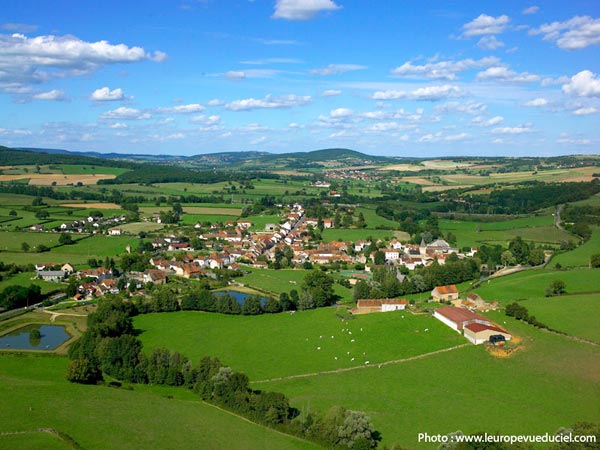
{"left": 135, "top": 308, "right": 465, "bottom": 380}
{"left": 0, "top": 355, "right": 319, "bottom": 450}
{"left": 180, "top": 213, "right": 239, "bottom": 226}
{"left": 470, "top": 268, "right": 600, "bottom": 304}
{"left": 321, "top": 228, "right": 396, "bottom": 243}
{"left": 246, "top": 214, "right": 282, "bottom": 231}
{"left": 354, "top": 207, "right": 399, "bottom": 229}
{"left": 438, "top": 216, "right": 573, "bottom": 248}
{"left": 58, "top": 164, "right": 130, "bottom": 176}
{"left": 519, "top": 293, "right": 600, "bottom": 342}
{"left": 0, "top": 231, "right": 84, "bottom": 252}
{"left": 241, "top": 268, "right": 309, "bottom": 294}
{"left": 551, "top": 227, "right": 600, "bottom": 267}
{"left": 261, "top": 313, "right": 600, "bottom": 448}
{"left": 0, "top": 272, "right": 63, "bottom": 295}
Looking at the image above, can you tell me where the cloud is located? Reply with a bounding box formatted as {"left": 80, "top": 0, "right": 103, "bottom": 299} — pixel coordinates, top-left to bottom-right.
{"left": 321, "top": 89, "right": 342, "bottom": 97}
{"left": 572, "top": 107, "right": 598, "bottom": 115}
{"left": 109, "top": 123, "right": 128, "bottom": 129}
{"left": 372, "top": 85, "right": 464, "bottom": 101}
{"left": 445, "top": 132, "right": 469, "bottom": 141}
{"left": 524, "top": 98, "right": 548, "bottom": 107}
{"left": 492, "top": 125, "right": 533, "bottom": 134}
{"left": 558, "top": 137, "right": 591, "bottom": 144}
{"left": 541, "top": 75, "right": 570, "bottom": 87}
{"left": 272, "top": 0, "right": 341, "bottom": 20}
{"left": 100, "top": 107, "right": 151, "bottom": 120}
{"left": 329, "top": 108, "right": 353, "bottom": 118}
{"left": 207, "top": 99, "right": 224, "bottom": 106}
{"left": 157, "top": 104, "right": 205, "bottom": 114}
{"left": 310, "top": 64, "right": 367, "bottom": 76}
{"left": 562, "top": 70, "right": 600, "bottom": 97}
{"left": 476, "top": 66, "right": 540, "bottom": 83}
{"left": 224, "top": 70, "right": 246, "bottom": 80}
{"left": 0, "top": 33, "right": 166, "bottom": 90}
{"left": 530, "top": 16, "right": 600, "bottom": 50}
{"left": 435, "top": 100, "right": 487, "bottom": 115}
{"left": 461, "top": 14, "right": 510, "bottom": 37}
{"left": 477, "top": 36, "right": 504, "bottom": 50}
{"left": 90, "top": 86, "right": 127, "bottom": 101}
{"left": 522, "top": 6, "right": 539, "bottom": 15}
{"left": 225, "top": 94, "right": 312, "bottom": 111}
{"left": 32, "top": 89, "right": 66, "bottom": 100}
{"left": 390, "top": 57, "right": 498, "bottom": 80}
{"left": 472, "top": 115, "right": 504, "bottom": 127}
{"left": 241, "top": 57, "right": 303, "bottom": 65}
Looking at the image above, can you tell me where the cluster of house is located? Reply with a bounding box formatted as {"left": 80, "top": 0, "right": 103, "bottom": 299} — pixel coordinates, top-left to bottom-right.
{"left": 29, "top": 214, "right": 127, "bottom": 234}
{"left": 323, "top": 170, "right": 382, "bottom": 182}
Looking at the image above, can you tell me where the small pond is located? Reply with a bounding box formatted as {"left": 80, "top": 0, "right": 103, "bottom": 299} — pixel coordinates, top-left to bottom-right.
{"left": 0, "top": 324, "right": 71, "bottom": 351}
{"left": 214, "top": 290, "right": 267, "bottom": 305}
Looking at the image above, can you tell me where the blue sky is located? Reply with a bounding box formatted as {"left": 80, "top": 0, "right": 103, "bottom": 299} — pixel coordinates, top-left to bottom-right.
{"left": 1, "top": 0, "right": 599, "bottom": 156}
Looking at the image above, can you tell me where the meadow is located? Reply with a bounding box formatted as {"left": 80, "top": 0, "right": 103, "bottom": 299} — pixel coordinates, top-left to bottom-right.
{"left": 135, "top": 308, "right": 465, "bottom": 381}
{"left": 261, "top": 313, "right": 600, "bottom": 448}
{"left": 0, "top": 355, "right": 319, "bottom": 450}
{"left": 551, "top": 227, "right": 600, "bottom": 268}
{"left": 321, "top": 228, "right": 396, "bottom": 243}
{"left": 0, "top": 231, "right": 84, "bottom": 252}
{"left": 469, "top": 268, "right": 600, "bottom": 304}
{"left": 0, "top": 272, "right": 62, "bottom": 295}
{"left": 519, "top": 293, "right": 600, "bottom": 342}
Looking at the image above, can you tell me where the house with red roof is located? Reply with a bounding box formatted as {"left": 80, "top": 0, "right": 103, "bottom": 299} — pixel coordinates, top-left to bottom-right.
{"left": 433, "top": 305, "right": 512, "bottom": 345}
{"left": 431, "top": 284, "right": 459, "bottom": 301}
{"left": 352, "top": 298, "right": 408, "bottom": 314}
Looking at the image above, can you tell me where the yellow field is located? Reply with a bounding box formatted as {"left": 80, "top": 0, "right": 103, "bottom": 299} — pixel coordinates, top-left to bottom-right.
{"left": 61, "top": 202, "right": 122, "bottom": 209}
{"left": 441, "top": 166, "right": 597, "bottom": 185}
{"left": 378, "top": 164, "right": 424, "bottom": 172}
{"left": 422, "top": 185, "right": 472, "bottom": 192}
{"left": 0, "top": 174, "right": 116, "bottom": 185}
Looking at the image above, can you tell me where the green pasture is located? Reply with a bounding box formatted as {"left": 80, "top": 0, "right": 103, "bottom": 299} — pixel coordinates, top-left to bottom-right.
{"left": 520, "top": 293, "right": 600, "bottom": 342}
{"left": 135, "top": 308, "right": 464, "bottom": 380}
{"left": 438, "top": 216, "right": 572, "bottom": 248}
{"left": 0, "top": 208, "right": 39, "bottom": 228}
{"left": 0, "top": 431, "right": 71, "bottom": 450}
{"left": 354, "top": 207, "right": 399, "bottom": 229}
{"left": 180, "top": 214, "right": 239, "bottom": 226}
{"left": 51, "top": 235, "right": 140, "bottom": 259}
{"left": 0, "top": 272, "right": 63, "bottom": 295}
{"left": 321, "top": 228, "right": 397, "bottom": 243}
{"left": 58, "top": 164, "right": 130, "bottom": 176}
{"left": 0, "top": 194, "right": 37, "bottom": 207}
{"left": 0, "top": 356, "right": 318, "bottom": 450}
{"left": 551, "top": 227, "right": 600, "bottom": 267}
{"left": 471, "top": 268, "right": 600, "bottom": 304}
{"left": 262, "top": 313, "right": 600, "bottom": 448}
{"left": 0, "top": 231, "right": 83, "bottom": 252}
{"left": 245, "top": 214, "right": 282, "bottom": 230}
{"left": 117, "top": 222, "right": 164, "bottom": 234}
{"left": 241, "top": 268, "right": 309, "bottom": 294}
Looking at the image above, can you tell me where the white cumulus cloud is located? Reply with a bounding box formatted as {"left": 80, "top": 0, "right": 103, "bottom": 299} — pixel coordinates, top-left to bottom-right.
{"left": 321, "top": 89, "right": 342, "bottom": 97}
{"left": 524, "top": 98, "right": 548, "bottom": 107}
{"left": 476, "top": 66, "right": 540, "bottom": 83}
{"left": 157, "top": 104, "right": 205, "bottom": 114}
{"left": 462, "top": 14, "right": 510, "bottom": 37}
{"left": 492, "top": 125, "right": 533, "bottom": 134}
{"left": 562, "top": 70, "right": 600, "bottom": 97}
{"left": 391, "top": 57, "right": 498, "bottom": 80}
{"left": 0, "top": 32, "right": 166, "bottom": 90}
{"left": 372, "top": 85, "right": 464, "bottom": 101}
{"left": 522, "top": 6, "right": 540, "bottom": 15}
{"left": 100, "top": 107, "right": 151, "bottom": 120}
{"left": 330, "top": 108, "right": 353, "bottom": 118}
{"left": 572, "top": 107, "right": 598, "bottom": 115}
{"left": 272, "top": 0, "right": 341, "bottom": 20}
{"left": 225, "top": 94, "right": 311, "bottom": 111}
{"left": 90, "top": 86, "right": 126, "bottom": 101}
{"left": 530, "top": 16, "right": 600, "bottom": 50}
{"left": 477, "top": 36, "right": 505, "bottom": 50}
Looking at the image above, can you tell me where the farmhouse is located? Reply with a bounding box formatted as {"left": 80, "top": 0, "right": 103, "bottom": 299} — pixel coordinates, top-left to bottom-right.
{"left": 433, "top": 306, "right": 490, "bottom": 332}
{"left": 352, "top": 298, "right": 408, "bottom": 314}
{"left": 463, "top": 322, "right": 512, "bottom": 345}
{"left": 431, "top": 284, "right": 459, "bottom": 301}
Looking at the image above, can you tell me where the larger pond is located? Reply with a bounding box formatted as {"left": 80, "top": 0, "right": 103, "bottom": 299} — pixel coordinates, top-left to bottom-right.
{"left": 0, "top": 324, "right": 71, "bottom": 351}
{"left": 214, "top": 290, "right": 267, "bottom": 305}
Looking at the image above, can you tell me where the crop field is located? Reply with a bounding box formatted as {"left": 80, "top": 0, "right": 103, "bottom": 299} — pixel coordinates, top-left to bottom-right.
{"left": 0, "top": 174, "right": 117, "bottom": 185}
{"left": 60, "top": 202, "right": 122, "bottom": 210}
{"left": 520, "top": 293, "right": 600, "bottom": 342}
{"left": 135, "top": 308, "right": 465, "bottom": 380}
{"left": 440, "top": 166, "right": 597, "bottom": 186}
{"left": 551, "top": 227, "right": 600, "bottom": 267}
{"left": 261, "top": 314, "right": 600, "bottom": 448}
{"left": 0, "top": 356, "right": 319, "bottom": 450}
{"left": 469, "top": 268, "right": 600, "bottom": 304}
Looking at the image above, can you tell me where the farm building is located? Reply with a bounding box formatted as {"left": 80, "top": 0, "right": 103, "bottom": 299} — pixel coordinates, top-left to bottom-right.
{"left": 37, "top": 270, "right": 67, "bottom": 282}
{"left": 352, "top": 299, "right": 408, "bottom": 314}
{"left": 431, "top": 284, "right": 459, "bottom": 301}
{"left": 433, "top": 306, "right": 490, "bottom": 332}
{"left": 463, "top": 322, "right": 512, "bottom": 345}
